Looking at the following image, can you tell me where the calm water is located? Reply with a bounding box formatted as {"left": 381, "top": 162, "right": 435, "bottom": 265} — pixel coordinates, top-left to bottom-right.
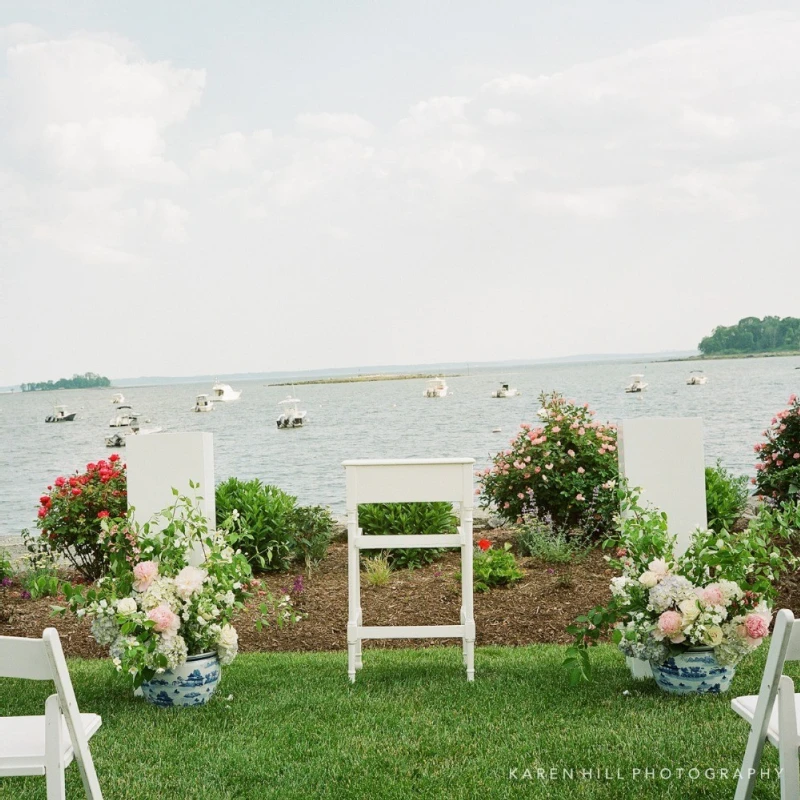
{"left": 1, "top": 357, "right": 798, "bottom": 538}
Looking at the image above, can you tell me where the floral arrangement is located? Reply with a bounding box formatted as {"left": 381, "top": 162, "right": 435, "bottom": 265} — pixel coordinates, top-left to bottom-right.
{"left": 61, "top": 487, "right": 300, "bottom": 687}
{"left": 478, "top": 391, "right": 619, "bottom": 536}
{"left": 35, "top": 455, "right": 127, "bottom": 581}
{"left": 564, "top": 491, "right": 798, "bottom": 684}
{"left": 754, "top": 393, "right": 800, "bottom": 504}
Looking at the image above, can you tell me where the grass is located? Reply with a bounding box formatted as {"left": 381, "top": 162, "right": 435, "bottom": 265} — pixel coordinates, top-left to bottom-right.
{"left": 0, "top": 644, "right": 791, "bottom": 799}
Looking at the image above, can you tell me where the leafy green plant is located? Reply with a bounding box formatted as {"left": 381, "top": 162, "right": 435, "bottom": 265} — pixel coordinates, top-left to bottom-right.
{"left": 515, "top": 517, "right": 590, "bottom": 564}
{"left": 358, "top": 502, "right": 457, "bottom": 569}
{"left": 478, "top": 391, "right": 619, "bottom": 537}
{"left": 754, "top": 393, "right": 800, "bottom": 504}
{"left": 0, "top": 548, "right": 12, "bottom": 580}
{"left": 469, "top": 539, "right": 524, "bottom": 592}
{"left": 705, "top": 460, "right": 749, "bottom": 533}
{"left": 215, "top": 478, "right": 298, "bottom": 571}
{"left": 34, "top": 455, "right": 127, "bottom": 581}
{"left": 362, "top": 554, "right": 392, "bottom": 586}
{"left": 289, "top": 505, "right": 334, "bottom": 568}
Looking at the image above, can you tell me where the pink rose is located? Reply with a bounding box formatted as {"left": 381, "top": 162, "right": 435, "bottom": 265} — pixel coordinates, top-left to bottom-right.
{"left": 744, "top": 614, "right": 769, "bottom": 642}
{"left": 701, "top": 585, "right": 724, "bottom": 607}
{"left": 133, "top": 560, "right": 159, "bottom": 592}
{"left": 577, "top": 467, "right": 585, "bottom": 474}
{"left": 147, "top": 604, "right": 180, "bottom": 636}
{"left": 658, "top": 610, "right": 684, "bottom": 638}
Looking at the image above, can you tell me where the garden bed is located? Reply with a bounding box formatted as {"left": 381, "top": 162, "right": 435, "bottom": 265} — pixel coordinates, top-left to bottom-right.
{"left": 0, "top": 529, "right": 615, "bottom": 658}
{"left": 5, "top": 526, "right": 800, "bottom": 660}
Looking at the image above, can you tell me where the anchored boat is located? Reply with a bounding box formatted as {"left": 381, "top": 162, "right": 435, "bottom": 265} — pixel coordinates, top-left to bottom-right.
{"left": 423, "top": 377, "right": 449, "bottom": 398}
{"left": 109, "top": 405, "right": 137, "bottom": 427}
{"left": 277, "top": 396, "right": 307, "bottom": 428}
{"left": 45, "top": 405, "right": 76, "bottom": 423}
{"left": 194, "top": 394, "right": 214, "bottom": 412}
{"left": 492, "top": 383, "right": 520, "bottom": 398}
{"left": 686, "top": 371, "right": 707, "bottom": 385}
{"left": 625, "top": 374, "right": 648, "bottom": 393}
{"left": 211, "top": 382, "right": 241, "bottom": 402}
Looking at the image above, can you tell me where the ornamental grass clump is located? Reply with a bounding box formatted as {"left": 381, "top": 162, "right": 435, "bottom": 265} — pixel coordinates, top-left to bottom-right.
{"left": 478, "top": 391, "right": 618, "bottom": 537}
{"left": 35, "top": 455, "right": 127, "bottom": 581}
{"left": 564, "top": 492, "right": 799, "bottom": 685}
{"left": 61, "top": 485, "right": 301, "bottom": 688}
{"left": 754, "top": 393, "right": 800, "bottom": 504}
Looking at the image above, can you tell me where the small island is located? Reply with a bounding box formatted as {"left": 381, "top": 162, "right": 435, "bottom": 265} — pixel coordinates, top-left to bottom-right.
{"left": 697, "top": 316, "right": 800, "bottom": 358}
{"left": 21, "top": 372, "right": 111, "bottom": 392}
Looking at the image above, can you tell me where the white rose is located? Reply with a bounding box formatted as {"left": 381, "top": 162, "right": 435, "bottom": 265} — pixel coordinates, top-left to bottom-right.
{"left": 218, "top": 624, "right": 238, "bottom": 650}
{"left": 648, "top": 558, "right": 670, "bottom": 577}
{"left": 704, "top": 625, "right": 724, "bottom": 647}
{"left": 679, "top": 598, "right": 700, "bottom": 623}
{"left": 174, "top": 566, "right": 207, "bottom": 601}
{"left": 116, "top": 597, "right": 137, "bottom": 615}
{"left": 639, "top": 571, "right": 659, "bottom": 589}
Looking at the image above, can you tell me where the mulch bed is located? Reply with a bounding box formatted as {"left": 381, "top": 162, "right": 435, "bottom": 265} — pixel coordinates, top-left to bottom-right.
{"left": 3, "top": 527, "right": 800, "bottom": 660}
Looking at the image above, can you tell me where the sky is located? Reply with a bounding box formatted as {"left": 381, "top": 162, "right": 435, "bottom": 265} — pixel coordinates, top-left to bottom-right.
{"left": 1, "top": 1, "right": 799, "bottom": 385}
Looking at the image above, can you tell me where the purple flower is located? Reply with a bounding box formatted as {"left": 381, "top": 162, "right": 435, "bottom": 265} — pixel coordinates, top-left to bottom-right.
{"left": 292, "top": 575, "right": 304, "bottom": 595}
{"left": 20, "top": 590, "right": 31, "bottom": 600}
{"left": 1, "top": 577, "right": 12, "bottom": 588}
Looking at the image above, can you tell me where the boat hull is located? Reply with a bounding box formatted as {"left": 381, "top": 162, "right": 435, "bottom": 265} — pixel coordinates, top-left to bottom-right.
{"left": 45, "top": 413, "right": 76, "bottom": 422}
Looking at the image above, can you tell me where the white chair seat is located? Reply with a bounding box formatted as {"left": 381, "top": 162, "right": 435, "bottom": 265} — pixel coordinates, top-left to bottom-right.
{"left": 732, "top": 695, "right": 800, "bottom": 749}
{"left": 0, "top": 713, "right": 102, "bottom": 777}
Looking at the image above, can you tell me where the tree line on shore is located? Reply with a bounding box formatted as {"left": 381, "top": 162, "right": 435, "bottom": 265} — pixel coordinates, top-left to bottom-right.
{"left": 20, "top": 372, "right": 111, "bottom": 392}
{"left": 699, "top": 316, "right": 800, "bottom": 355}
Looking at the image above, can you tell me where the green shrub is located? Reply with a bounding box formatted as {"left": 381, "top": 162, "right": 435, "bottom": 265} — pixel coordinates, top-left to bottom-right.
{"left": 362, "top": 554, "right": 392, "bottom": 586}
{"left": 215, "top": 478, "right": 334, "bottom": 571}
{"left": 478, "top": 391, "right": 619, "bottom": 538}
{"left": 468, "top": 540, "right": 524, "bottom": 592}
{"left": 290, "top": 505, "right": 335, "bottom": 569}
{"left": 0, "top": 549, "right": 12, "bottom": 580}
{"left": 755, "top": 394, "right": 800, "bottom": 504}
{"left": 18, "top": 529, "right": 62, "bottom": 598}
{"left": 34, "top": 456, "right": 127, "bottom": 581}
{"left": 515, "top": 517, "right": 590, "bottom": 564}
{"left": 705, "top": 460, "right": 749, "bottom": 532}
{"left": 357, "top": 502, "right": 457, "bottom": 569}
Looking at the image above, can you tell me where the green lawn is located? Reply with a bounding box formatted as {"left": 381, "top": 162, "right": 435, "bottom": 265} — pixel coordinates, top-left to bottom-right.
{"left": 0, "top": 645, "right": 790, "bottom": 799}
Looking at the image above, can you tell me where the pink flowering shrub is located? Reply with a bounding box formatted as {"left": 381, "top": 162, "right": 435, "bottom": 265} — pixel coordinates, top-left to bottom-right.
{"left": 754, "top": 394, "right": 800, "bottom": 504}
{"left": 478, "top": 392, "right": 619, "bottom": 537}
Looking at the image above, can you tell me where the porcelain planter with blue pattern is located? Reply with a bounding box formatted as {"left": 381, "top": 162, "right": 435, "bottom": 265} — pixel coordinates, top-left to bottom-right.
{"left": 141, "top": 652, "right": 221, "bottom": 708}
{"left": 650, "top": 647, "right": 735, "bottom": 695}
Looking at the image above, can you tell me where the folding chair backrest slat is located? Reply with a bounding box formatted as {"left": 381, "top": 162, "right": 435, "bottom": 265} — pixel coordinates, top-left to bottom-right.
{"left": 0, "top": 636, "right": 53, "bottom": 680}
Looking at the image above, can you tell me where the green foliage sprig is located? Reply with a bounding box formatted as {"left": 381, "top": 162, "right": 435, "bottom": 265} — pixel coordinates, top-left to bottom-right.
{"left": 705, "top": 461, "right": 749, "bottom": 533}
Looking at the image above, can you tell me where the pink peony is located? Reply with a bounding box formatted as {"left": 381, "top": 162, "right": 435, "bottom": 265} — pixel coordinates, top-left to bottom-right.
{"left": 744, "top": 614, "right": 769, "bottom": 642}
{"left": 658, "top": 610, "right": 684, "bottom": 638}
{"left": 133, "top": 560, "right": 159, "bottom": 592}
{"left": 701, "top": 585, "right": 724, "bottom": 607}
{"left": 147, "top": 604, "right": 180, "bottom": 636}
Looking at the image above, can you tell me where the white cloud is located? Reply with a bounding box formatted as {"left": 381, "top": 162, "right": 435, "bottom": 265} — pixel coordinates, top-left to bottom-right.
{"left": 296, "top": 112, "right": 375, "bottom": 139}
{"left": 484, "top": 108, "right": 519, "bottom": 127}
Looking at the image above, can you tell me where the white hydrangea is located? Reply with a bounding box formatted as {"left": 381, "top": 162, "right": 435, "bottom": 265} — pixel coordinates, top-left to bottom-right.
{"left": 718, "top": 580, "right": 744, "bottom": 604}
{"left": 217, "top": 624, "right": 239, "bottom": 666}
{"left": 648, "top": 575, "right": 696, "bottom": 613}
{"left": 151, "top": 634, "right": 188, "bottom": 672}
{"left": 90, "top": 615, "right": 120, "bottom": 646}
{"left": 140, "top": 577, "right": 179, "bottom": 612}
{"left": 610, "top": 576, "right": 634, "bottom": 602}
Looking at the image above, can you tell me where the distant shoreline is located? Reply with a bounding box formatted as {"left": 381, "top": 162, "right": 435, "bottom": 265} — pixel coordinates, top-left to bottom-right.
{"left": 268, "top": 373, "right": 461, "bottom": 387}
{"left": 663, "top": 351, "right": 800, "bottom": 363}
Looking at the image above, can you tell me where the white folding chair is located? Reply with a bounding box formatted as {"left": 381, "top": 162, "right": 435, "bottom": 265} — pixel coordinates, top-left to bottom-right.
{"left": 0, "top": 628, "right": 103, "bottom": 799}
{"left": 731, "top": 609, "right": 800, "bottom": 800}
{"left": 343, "top": 458, "right": 476, "bottom": 683}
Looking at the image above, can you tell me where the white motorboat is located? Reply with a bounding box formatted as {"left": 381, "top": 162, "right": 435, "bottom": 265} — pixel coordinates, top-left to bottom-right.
{"left": 109, "top": 405, "right": 136, "bottom": 427}
{"left": 105, "top": 416, "right": 163, "bottom": 447}
{"left": 491, "top": 383, "right": 520, "bottom": 398}
{"left": 211, "top": 382, "right": 241, "bottom": 402}
{"left": 625, "top": 374, "right": 648, "bottom": 393}
{"left": 277, "top": 396, "right": 307, "bottom": 428}
{"left": 45, "top": 405, "right": 77, "bottom": 423}
{"left": 111, "top": 392, "right": 125, "bottom": 404}
{"left": 194, "top": 394, "right": 214, "bottom": 412}
{"left": 686, "top": 371, "right": 707, "bottom": 385}
{"left": 423, "top": 377, "right": 449, "bottom": 398}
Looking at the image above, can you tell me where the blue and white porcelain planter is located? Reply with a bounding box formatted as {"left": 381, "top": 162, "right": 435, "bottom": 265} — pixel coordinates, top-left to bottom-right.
{"left": 650, "top": 647, "right": 735, "bottom": 695}
{"left": 141, "top": 652, "right": 221, "bottom": 708}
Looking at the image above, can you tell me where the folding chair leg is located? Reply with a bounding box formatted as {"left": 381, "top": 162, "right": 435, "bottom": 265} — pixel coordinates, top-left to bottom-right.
{"left": 778, "top": 675, "right": 800, "bottom": 800}
{"left": 45, "top": 694, "right": 66, "bottom": 800}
